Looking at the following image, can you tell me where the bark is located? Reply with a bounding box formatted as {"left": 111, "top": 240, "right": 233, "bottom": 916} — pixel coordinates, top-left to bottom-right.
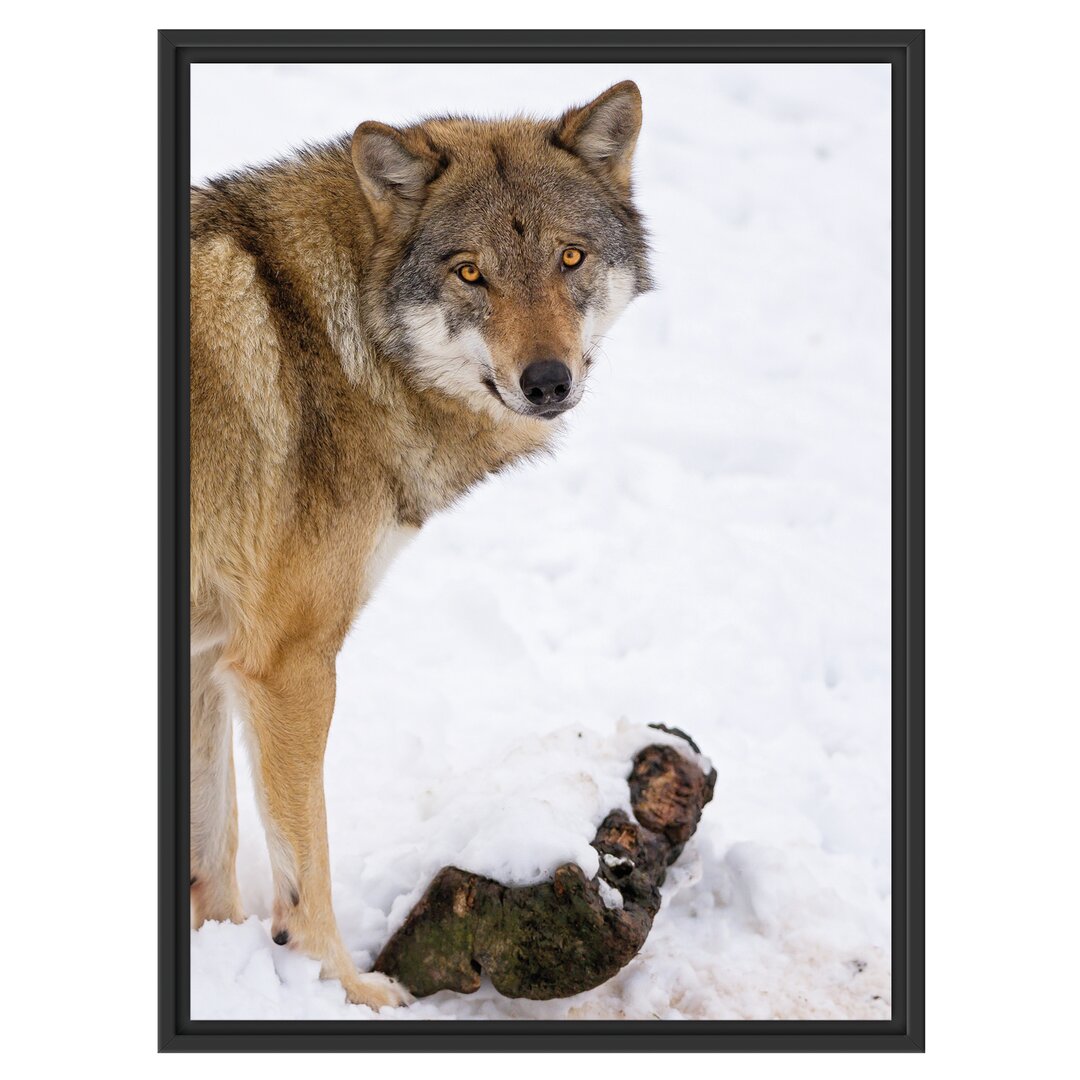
{"left": 374, "top": 729, "right": 716, "bottom": 999}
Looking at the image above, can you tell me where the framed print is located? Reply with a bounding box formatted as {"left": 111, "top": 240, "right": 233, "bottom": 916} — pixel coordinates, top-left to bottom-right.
{"left": 159, "top": 28, "right": 924, "bottom": 1052}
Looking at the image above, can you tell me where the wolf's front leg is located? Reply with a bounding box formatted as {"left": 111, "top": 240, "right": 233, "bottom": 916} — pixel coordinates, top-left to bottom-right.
{"left": 227, "top": 641, "right": 412, "bottom": 1009}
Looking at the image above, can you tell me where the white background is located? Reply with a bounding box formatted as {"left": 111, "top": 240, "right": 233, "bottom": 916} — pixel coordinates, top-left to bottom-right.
{"left": 2, "top": 0, "right": 1078, "bottom": 1074}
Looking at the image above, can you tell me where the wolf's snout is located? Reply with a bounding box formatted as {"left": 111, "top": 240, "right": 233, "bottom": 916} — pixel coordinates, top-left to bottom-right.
{"left": 520, "top": 360, "right": 572, "bottom": 408}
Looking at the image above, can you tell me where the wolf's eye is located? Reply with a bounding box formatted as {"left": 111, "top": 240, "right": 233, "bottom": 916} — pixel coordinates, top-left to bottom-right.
{"left": 561, "top": 247, "right": 585, "bottom": 270}
{"left": 457, "top": 263, "right": 483, "bottom": 285}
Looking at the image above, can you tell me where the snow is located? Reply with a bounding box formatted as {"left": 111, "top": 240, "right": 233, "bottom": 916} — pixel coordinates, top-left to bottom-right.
{"left": 189, "top": 61, "right": 892, "bottom": 1021}
{"left": 597, "top": 879, "right": 625, "bottom": 911}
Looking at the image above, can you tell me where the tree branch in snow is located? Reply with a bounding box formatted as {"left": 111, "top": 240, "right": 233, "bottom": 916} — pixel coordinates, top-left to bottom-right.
{"left": 373, "top": 733, "right": 717, "bottom": 999}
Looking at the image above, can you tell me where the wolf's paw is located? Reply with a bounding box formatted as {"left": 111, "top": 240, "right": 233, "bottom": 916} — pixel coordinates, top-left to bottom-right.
{"left": 342, "top": 970, "right": 414, "bottom": 1009}
{"left": 190, "top": 874, "right": 245, "bottom": 929}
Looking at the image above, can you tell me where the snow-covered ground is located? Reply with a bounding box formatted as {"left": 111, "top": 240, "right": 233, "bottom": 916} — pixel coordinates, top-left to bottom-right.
{"left": 189, "top": 62, "right": 892, "bottom": 1021}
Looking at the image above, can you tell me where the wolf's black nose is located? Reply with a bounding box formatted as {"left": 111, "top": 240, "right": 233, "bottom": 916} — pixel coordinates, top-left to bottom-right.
{"left": 520, "top": 360, "right": 572, "bottom": 406}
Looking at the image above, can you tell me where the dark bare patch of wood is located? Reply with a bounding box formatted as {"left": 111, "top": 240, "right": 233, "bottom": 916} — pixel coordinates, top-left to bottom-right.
{"left": 374, "top": 732, "right": 716, "bottom": 999}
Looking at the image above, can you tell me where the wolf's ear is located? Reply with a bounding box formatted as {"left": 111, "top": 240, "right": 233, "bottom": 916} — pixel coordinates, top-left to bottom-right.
{"left": 554, "top": 81, "right": 642, "bottom": 193}
{"left": 352, "top": 122, "right": 440, "bottom": 217}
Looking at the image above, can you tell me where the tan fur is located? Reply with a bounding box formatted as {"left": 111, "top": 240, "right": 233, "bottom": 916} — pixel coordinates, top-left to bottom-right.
{"left": 189, "top": 83, "right": 647, "bottom": 1009}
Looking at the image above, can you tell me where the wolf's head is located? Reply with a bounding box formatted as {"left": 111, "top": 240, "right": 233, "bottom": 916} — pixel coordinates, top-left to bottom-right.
{"left": 352, "top": 82, "right": 652, "bottom": 422}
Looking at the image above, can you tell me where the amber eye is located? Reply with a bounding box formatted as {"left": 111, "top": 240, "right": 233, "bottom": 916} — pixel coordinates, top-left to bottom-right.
{"left": 561, "top": 247, "right": 585, "bottom": 269}
{"left": 457, "top": 263, "right": 483, "bottom": 284}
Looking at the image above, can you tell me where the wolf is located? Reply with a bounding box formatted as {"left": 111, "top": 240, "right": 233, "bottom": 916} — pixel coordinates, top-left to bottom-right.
{"left": 188, "top": 81, "right": 652, "bottom": 1007}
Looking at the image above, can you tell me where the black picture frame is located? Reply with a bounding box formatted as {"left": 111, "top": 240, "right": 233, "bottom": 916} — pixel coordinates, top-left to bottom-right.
{"left": 159, "top": 28, "right": 924, "bottom": 1053}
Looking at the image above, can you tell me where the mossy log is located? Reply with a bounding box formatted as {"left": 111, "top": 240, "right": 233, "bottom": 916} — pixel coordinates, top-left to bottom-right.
{"left": 373, "top": 727, "right": 716, "bottom": 999}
